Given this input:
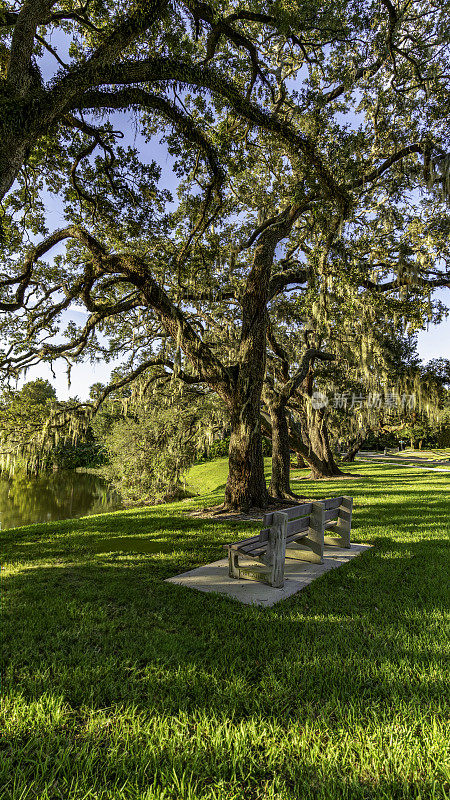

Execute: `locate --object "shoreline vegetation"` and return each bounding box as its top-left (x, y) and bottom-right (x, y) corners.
top-left (1, 458), bottom-right (449, 799)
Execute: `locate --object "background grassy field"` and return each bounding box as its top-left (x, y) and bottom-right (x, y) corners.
top-left (1, 459), bottom-right (449, 799)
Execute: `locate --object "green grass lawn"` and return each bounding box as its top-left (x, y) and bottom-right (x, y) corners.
top-left (1, 459), bottom-right (449, 800)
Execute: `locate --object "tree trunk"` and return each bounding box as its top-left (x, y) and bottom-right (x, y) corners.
top-left (342, 433), bottom-right (366, 462)
top-left (268, 399), bottom-right (293, 499)
top-left (287, 409), bottom-right (345, 479)
top-left (307, 413), bottom-right (344, 478)
top-left (295, 453), bottom-right (306, 468)
top-left (342, 443), bottom-right (359, 462)
top-left (342, 446), bottom-right (358, 462)
top-left (224, 383), bottom-right (269, 510)
top-left (0, 127), bottom-right (28, 201)
top-left (223, 226), bottom-right (284, 509)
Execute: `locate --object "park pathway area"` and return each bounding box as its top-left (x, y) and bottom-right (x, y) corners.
top-left (359, 452), bottom-right (450, 471)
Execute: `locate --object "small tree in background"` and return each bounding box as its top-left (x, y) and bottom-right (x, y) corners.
top-left (101, 380), bottom-right (228, 503)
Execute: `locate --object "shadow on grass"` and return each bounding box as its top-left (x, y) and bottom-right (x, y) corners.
top-left (2, 502), bottom-right (448, 798)
top-left (0, 715), bottom-right (444, 800)
top-left (2, 536), bottom-right (448, 718)
top-left (2, 462), bottom-right (449, 798)
top-left (1, 512), bottom-right (257, 567)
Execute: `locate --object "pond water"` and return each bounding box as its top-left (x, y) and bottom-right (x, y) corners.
top-left (0, 471), bottom-right (123, 530)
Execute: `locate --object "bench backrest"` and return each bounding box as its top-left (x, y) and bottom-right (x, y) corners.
top-left (262, 501), bottom-right (313, 542)
top-left (263, 496), bottom-right (344, 537)
top-left (228, 506), bottom-right (313, 556)
top-left (228, 496), bottom-right (347, 556)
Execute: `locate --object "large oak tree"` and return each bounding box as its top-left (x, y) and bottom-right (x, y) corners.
top-left (1, 0), bottom-right (450, 508)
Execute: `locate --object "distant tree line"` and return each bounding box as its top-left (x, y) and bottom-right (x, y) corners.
top-left (0, 379), bottom-right (105, 475)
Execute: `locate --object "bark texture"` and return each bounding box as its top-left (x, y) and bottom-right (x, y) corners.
top-left (0, 134), bottom-right (29, 200)
top-left (223, 229), bottom-right (284, 509)
top-left (268, 399), bottom-right (292, 498)
top-left (342, 433), bottom-right (367, 462)
top-left (225, 385), bottom-right (268, 510)
top-left (287, 409), bottom-right (344, 479)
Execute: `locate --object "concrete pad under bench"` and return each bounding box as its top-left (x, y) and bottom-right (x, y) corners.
top-left (165, 543), bottom-right (372, 607)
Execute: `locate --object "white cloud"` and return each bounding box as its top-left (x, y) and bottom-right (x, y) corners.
top-left (67, 305), bottom-right (88, 314)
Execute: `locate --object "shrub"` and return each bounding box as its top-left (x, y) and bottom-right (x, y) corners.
top-left (104, 407), bottom-right (196, 503)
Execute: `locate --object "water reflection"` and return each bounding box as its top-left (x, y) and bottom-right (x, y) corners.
top-left (0, 471), bottom-right (123, 530)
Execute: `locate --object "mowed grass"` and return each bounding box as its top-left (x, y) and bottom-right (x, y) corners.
top-left (1, 460), bottom-right (449, 800)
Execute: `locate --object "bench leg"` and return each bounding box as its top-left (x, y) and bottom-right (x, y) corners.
top-left (325, 495), bottom-right (352, 548)
top-left (228, 548), bottom-right (273, 583)
top-left (337, 495), bottom-right (352, 547)
top-left (263, 511), bottom-right (287, 588)
top-left (289, 501), bottom-right (324, 564)
top-left (228, 549), bottom-right (240, 579)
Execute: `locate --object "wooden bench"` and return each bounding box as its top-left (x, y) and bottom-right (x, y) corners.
top-left (223, 496), bottom-right (353, 589)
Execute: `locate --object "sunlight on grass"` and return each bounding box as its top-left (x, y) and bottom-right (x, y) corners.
top-left (186, 457), bottom-right (230, 496)
top-left (1, 460), bottom-right (449, 799)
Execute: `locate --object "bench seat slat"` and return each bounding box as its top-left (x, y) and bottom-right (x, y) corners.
top-left (324, 507), bottom-right (339, 522)
top-left (239, 545), bottom-right (267, 558)
top-left (238, 539), bottom-right (269, 554)
top-left (225, 530), bottom-right (269, 550)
